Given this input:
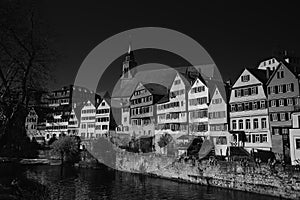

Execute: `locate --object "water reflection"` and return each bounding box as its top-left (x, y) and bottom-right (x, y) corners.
top-left (0, 164), bottom-right (283, 200)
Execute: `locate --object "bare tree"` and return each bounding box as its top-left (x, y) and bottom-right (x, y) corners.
top-left (0, 0), bottom-right (56, 156)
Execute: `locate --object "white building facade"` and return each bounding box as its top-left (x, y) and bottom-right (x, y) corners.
top-left (156, 73), bottom-right (189, 135)
top-left (290, 112), bottom-right (300, 165)
top-left (79, 101), bottom-right (96, 139)
top-left (95, 99), bottom-right (110, 137)
top-left (188, 77), bottom-right (209, 136)
top-left (208, 87), bottom-right (230, 156)
top-left (229, 68), bottom-right (272, 151)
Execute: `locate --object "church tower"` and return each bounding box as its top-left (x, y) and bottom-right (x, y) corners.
top-left (120, 44), bottom-right (137, 89)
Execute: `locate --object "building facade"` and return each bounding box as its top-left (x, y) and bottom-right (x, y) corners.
top-left (188, 77), bottom-right (209, 136)
top-left (95, 99), bottom-right (110, 137)
top-left (156, 73), bottom-right (190, 135)
top-left (289, 112), bottom-right (300, 165)
top-left (230, 68), bottom-right (272, 151)
top-left (130, 82), bottom-right (167, 138)
top-left (266, 62), bottom-right (300, 160)
top-left (208, 86), bottom-right (230, 156)
top-left (44, 85), bottom-right (100, 140)
top-left (79, 100), bottom-right (96, 139)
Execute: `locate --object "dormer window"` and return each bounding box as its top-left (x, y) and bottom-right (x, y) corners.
top-left (241, 75), bottom-right (250, 82)
top-left (277, 71), bottom-right (284, 79)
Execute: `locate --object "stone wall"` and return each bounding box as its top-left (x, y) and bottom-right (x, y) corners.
top-left (86, 137), bottom-right (300, 199)
top-left (115, 150), bottom-right (300, 199)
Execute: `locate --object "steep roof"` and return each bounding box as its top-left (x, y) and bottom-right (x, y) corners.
top-left (246, 68), bottom-right (269, 84)
top-left (266, 61), bottom-right (300, 85)
top-left (111, 64), bottom-right (226, 103)
top-left (143, 83), bottom-right (168, 96)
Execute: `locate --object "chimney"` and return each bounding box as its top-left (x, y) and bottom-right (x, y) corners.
top-left (266, 67), bottom-right (271, 79)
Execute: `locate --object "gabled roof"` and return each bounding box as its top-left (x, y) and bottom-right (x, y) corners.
top-left (112, 68), bottom-right (178, 98)
top-left (246, 68), bottom-right (268, 84)
top-left (210, 85), bottom-right (226, 103)
top-left (143, 83), bottom-right (168, 96)
top-left (266, 61), bottom-right (300, 85)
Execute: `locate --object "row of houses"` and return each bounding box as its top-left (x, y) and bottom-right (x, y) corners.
top-left (25, 85), bottom-right (115, 142)
top-left (25, 47), bottom-right (300, 164)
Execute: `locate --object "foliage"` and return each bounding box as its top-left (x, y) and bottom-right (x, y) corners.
top-left (0, 0), bottom-right (56, 156)
top-left (157, 133), bottom-right (173, 148)
top-left (50, 136), bottom-right (79, 163)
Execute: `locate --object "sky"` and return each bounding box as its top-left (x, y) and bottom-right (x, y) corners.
top-left (38, 1), bottom-right (300, 93)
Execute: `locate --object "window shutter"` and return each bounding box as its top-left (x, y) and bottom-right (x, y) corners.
top-left (275, 86), bottom-right (278, 94)
top-left (284, 99), bottom-right (287, 106)
top-left (260, 134), bottom-right (263, 143)
top-left (291, 83), bottom-right (294, 92)
top-left (283, 85), bottom-right (286, 93)
top-left (276, 99), bottom-right (279, 107)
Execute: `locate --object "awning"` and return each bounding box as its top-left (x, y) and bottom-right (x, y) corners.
top-left (198, 139), bottom-right (214, 160)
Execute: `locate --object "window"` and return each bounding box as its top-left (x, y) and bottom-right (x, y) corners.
top-left (251, 87), bottom-right (258, 95)
top-left (102, 125), bottom-right (108, 130)
top-left (231, 104), bottom-right (236, 112)
top-left (232, 120), bottom-right (237, 130)
top-left (237, 104), bottom-right (243, 111)
top-left (239, 120), bottom-right (243, 130)
top-left (246, 119), bottom-right (251, 129)
top-left (244, 102), bottom-right (249, 110)
top-left (174, 79), bottom-right (181, 85)
top-left (287, 98), bottom-right (293, 106)
top-left (271, 100), bottom-right (276, 107)
top-left (279, 113), bottom-right (286, 121)
top-left (287, 83), bottom-right (294, 92)
top-left (282, 128), bottom-right (289, 135)
top-left (253, 102), bottom-right (257, 110)
top-left (262, 134), bottom-right (268, 142)
top-left (295, 139), bottom-right (300, 149)
top-left (255, 134), bottom-right (260, 143)
top-left (261, 118), bottom-right (267, 129)
top-left (236, 89), bottom-right (241, 97)
top-left (241, 75), bottom-right (250, 82)
top-left (271, 113), bottom-right (278, 121)
top-left (279, 99), bottom-right (284, 107)
top-left (253, 118), bottom-right (258, 129)
top-left (278, 85), bottom-right (284, 93)
top-left (260, 101), bottom-right (265, 109)
top-left (277, 71), bottom-right (284, 79)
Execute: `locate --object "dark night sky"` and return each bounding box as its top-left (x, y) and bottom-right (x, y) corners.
top-left (39, 1), bottom-right (300, 93)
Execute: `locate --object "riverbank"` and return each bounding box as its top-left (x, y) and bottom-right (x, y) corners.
top-left (81, 138), bottom-right (300, 200)
top-left (116, 150), bottom-right (300, 200)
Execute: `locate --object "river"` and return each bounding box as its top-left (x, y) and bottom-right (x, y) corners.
top-left (0, 163), bottom-right (283, 200)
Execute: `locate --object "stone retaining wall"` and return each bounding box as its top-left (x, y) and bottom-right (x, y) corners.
top-left (115, 150), bottom-right (300, 199)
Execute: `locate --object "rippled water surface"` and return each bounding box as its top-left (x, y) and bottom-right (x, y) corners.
top-left (0, 163), bottom-right (282, 200)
